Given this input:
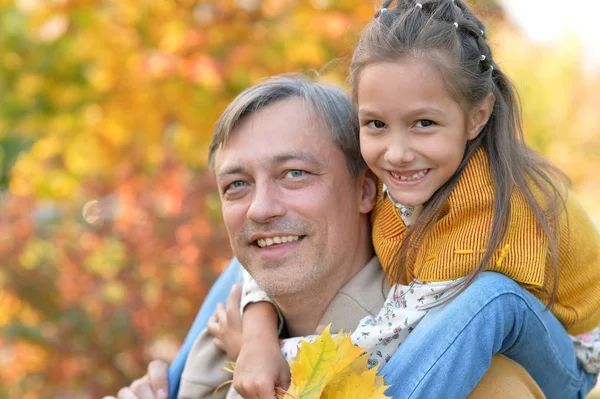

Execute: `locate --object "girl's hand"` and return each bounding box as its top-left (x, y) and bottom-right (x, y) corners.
top-left (233, 302), bottom-right (291, 399)
top-left (207, 284), bottom-right (243, 360)
top-left (233, 336), bottom-right (291, 399)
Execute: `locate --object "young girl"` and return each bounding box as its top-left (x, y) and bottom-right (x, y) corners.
top-left (211, 0), bottom-right (600, 397)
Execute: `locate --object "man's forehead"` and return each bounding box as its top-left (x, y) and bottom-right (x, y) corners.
top-left (236, 97), bottom-right (323, 133)
top-left (214, 99), bottom-right (335, 170)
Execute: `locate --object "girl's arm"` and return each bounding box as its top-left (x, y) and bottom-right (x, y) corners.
top-left (209, 270), bottom-right (290, 399)
top-left (234, 302), bottom-right (291, 399)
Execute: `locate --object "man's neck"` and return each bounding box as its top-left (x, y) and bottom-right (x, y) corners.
top-left (274, 283), bottom-right (339, 337)
top-left (274, 237), bottom-right (374, 336)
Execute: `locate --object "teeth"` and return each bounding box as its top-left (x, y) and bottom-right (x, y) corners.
top-left (392, 169), bottom-right (428, 181)
top-left (257, 235), bottom-right (301, 248)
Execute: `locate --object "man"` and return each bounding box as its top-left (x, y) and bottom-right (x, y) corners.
top-left (107, 75), bottom-right (588, 399)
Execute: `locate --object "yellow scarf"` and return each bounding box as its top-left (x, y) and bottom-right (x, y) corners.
top-left (371, 147), bottom-right (600, 334)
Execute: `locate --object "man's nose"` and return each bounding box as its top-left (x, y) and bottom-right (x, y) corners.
top-left (246, 181), bottom-right (286, 223)
top-left (384, 133), bottom-right (415, 165)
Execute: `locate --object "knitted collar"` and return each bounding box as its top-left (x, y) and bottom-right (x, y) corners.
top-left (371, 146), bottom-right (548, 287)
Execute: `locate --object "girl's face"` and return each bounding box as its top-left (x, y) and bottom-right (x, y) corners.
top-left (358, 57), bottom-right (485, 207)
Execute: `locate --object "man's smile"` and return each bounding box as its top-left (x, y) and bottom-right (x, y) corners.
top-left (256, 235), bottom-right (302, 248)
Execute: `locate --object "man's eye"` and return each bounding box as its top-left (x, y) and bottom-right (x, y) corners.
top-left (415, 119), bottom-right (434, 128)
top-left (367, 120), bottom-right (386, 129)
top-left (226, 180), bottom-right (246, 191)
top-left (286, 170), bottom-right (305, 178)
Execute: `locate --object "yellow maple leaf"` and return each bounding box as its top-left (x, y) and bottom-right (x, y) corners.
top-left (283, 326), bottom-right (390, 399)
top-left (288, 325), bottom-right (338, 399)
top-left (323, 368), bottom-right (389, 399)
top-left (330, 329), bottom-right (368, 376)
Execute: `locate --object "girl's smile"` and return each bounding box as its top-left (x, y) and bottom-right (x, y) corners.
top-left (387, 168), bottom-right (429, 185)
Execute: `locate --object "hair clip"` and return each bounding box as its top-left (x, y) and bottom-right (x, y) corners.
top-left (480, 54), bottom-right (486, 61)
top-left (416, 2), bottom-right (422, 7)
top-left (453, 22), bottom-right (459, 28)
top-left (481, 30), bottom-right (485, 35)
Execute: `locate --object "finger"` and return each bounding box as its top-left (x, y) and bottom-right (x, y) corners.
top-left (215, 303), bottom-right (226, 324)
top-left (235, 379), bottom-right (275, 399)
top-left (226, 284), bottom-right (242, 328)
top-left (226, 284), bottom-right (242, 312)
top-left (232, 379), bottom-right (254, 398)
top-left (213, 303), bottom-right (228, 331)
top-left (256, 381), bottom-right (277, 399)
top-left (213, 337), bottom-right (225, 352)
top-left (147, 360), bottom-right (169, 399)
top-left (279, 369), bottom-right (291, 390)
top-left (131, 377), bottom-right (156, 399)
top-left (207, 318), bottom-right (220, 336)
top-left (117, 387), bottom-right (139, 399)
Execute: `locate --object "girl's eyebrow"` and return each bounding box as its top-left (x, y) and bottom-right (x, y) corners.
top-left (410, 107), bottom-right (445, 117)
top-left (358, 109), bottom-right (381, 119)
top-left (359, 107), bottom-right (446, 119)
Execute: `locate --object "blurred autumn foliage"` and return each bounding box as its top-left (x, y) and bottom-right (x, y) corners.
top-left (0, 0), bottom-right (599, 398)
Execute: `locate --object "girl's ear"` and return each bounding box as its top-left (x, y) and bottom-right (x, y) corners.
top-left (467, 93), bottom-right (496, 140)
top-left (358, 169), bottom-right (378, 214)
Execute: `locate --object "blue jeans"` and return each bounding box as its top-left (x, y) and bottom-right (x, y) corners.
top-left (380, 272), bottom-right (597, 398)
top-left (168, 260), bottom-right (596, 399)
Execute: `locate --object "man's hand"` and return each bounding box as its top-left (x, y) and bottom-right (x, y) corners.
top-left (207, 284), bottom-right (243, 360)
top-left (102, 359), bottom-right (169, 399)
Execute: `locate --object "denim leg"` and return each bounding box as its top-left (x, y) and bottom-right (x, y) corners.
top-left (168, 257), bottom-right (243, 399)
top-left (381, 272), bottom-right (595, 399)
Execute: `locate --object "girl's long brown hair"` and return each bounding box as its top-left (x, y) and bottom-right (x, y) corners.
top-left (350, 0), bottom-right (569, 305)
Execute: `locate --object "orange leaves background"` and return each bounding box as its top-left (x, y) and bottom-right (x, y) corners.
top-left (0, 0), bottom-right (599, 397)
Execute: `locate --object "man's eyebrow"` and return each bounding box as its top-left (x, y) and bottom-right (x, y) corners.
top-left (216, 152), bottom-right (323, 178)
top-left (217, 167), bottom-right (245, 179)
top-left (268, 152), bottom-right (323, 167)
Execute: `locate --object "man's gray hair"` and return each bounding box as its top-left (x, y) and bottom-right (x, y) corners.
top-left (207, 73), bottom-right (365, 176)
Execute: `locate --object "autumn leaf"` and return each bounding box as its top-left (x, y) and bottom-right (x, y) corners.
top-left (288, 325), bottom-right (338, 399)
top-left (283, 326), bottom-right (390, 399)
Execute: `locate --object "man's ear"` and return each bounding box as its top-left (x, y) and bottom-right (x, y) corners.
top-left (467, 92), bottom-right (495, 140)
top-left (358, 169), bottom-right (377, 214)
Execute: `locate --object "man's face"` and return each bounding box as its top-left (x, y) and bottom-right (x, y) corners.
top-left (214, 98), bottom-right (370, 297)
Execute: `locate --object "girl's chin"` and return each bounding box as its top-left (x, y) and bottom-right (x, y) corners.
top-left (386, 191), bottom-right (428, 207)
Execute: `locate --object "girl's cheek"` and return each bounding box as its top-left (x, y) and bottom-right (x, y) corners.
top-left (359, 137), bottom-right (379, 168)
top-left (359, 134), bottom-right (370, 159)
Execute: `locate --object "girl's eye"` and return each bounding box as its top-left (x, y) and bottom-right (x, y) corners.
top-left (367, 120), bottom-right (386, 129)
top-left (286, 170), bottom-right (305, 178)
top-left (415, 119), bottom-right (434, 128)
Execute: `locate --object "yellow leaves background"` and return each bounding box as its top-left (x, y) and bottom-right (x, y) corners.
top-left (0, 0), bottom-right (598, 398)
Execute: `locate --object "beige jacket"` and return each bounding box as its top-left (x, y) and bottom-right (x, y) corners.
top-left (178, 257), bottom-right (544, 399)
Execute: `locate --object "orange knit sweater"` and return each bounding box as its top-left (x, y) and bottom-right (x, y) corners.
top-left (371, 147), bottom-right (600, 335)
